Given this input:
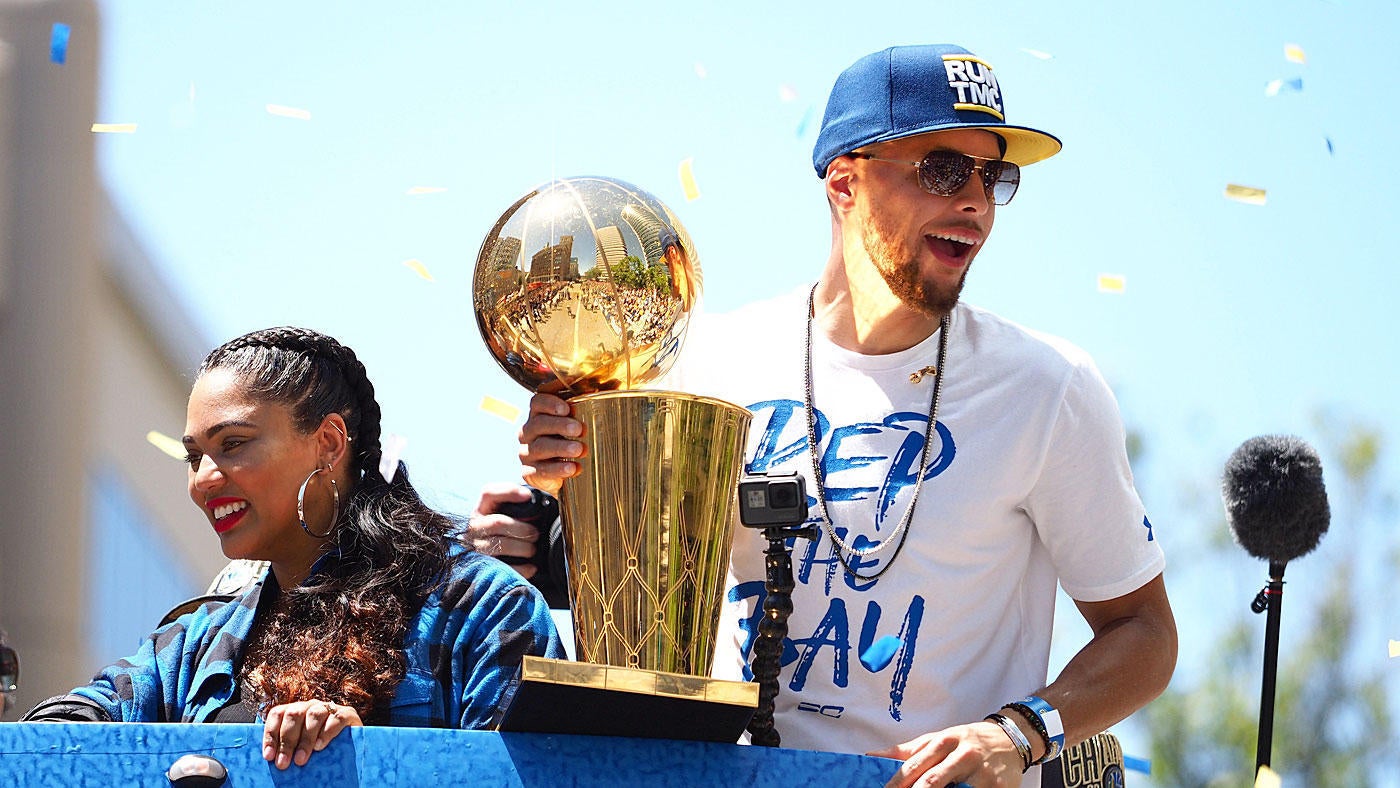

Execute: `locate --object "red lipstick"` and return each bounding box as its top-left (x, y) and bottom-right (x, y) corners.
top-left (207, 497), bottom-right (249, 534)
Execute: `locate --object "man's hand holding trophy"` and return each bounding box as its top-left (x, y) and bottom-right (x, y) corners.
top-left (474, 176), bottom-right (761, 742)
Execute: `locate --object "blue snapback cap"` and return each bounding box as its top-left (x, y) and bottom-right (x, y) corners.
top-left (812, 44), bottom-right (1062, 177)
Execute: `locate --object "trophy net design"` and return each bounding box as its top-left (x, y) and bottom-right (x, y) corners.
top-left (474, 177), bottom-right (756, 737)
top-left (566, 390), bottom-right (747, 675)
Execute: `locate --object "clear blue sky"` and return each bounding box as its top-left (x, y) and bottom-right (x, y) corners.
top-left (94, 0), bottom-right (1399, 776)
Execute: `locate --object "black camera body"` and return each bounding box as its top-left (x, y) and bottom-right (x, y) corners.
top-left (738, 471), bottom-right (809, 528)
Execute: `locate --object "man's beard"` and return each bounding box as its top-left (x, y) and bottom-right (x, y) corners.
top-left (860, 207), bottom-right (969, 317)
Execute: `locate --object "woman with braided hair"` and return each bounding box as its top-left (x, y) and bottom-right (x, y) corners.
top-left (23, 327), bottom-right (563, 769)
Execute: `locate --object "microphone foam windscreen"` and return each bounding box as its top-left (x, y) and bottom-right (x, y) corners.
top-left (1221, 435), bottom-right (1331, 563)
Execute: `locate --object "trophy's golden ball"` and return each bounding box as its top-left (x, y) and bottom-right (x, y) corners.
top-left (473, 177), bottom-right (700, 395)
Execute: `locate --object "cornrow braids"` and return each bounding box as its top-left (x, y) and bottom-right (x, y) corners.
top-left (201, 326), bottom-right (388, 484)
top-left (198, 326), bottom-right (456, 722)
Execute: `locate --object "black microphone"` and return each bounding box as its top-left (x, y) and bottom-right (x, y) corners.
top-left (1222, 434), bottom-right (1331, 564)
top-left (1220, 434), bottom-right (1330, 775)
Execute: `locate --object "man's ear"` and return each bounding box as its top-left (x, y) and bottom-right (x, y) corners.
top-left (824, 156), bottom-right (857, 213)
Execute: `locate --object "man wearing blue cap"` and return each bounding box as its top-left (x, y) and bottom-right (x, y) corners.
top-left (481, 44), bottom-right (1177, 787)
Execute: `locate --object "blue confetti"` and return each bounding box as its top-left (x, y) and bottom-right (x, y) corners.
top-left (1124, 754), bottom-right (1151, 774)
top-left (859, 635), bottom-right (901, 671)
top-left (49, 23), bottom-right (70, 64)
top-left (795, 106), bottom-right (815, 138)
top-left (1325, 137), bottom-right (1335, 156)
top-left (1264, 77), bottom-right (1303, 97)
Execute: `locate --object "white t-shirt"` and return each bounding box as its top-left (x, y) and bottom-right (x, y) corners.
top-left (666, 285), bottom-right (1164, 775)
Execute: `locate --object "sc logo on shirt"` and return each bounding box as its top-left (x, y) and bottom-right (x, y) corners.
top-left (796, 702), bottom-right (844, 718)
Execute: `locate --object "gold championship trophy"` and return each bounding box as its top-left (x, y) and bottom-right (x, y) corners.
top-left (475, 177), bottom-right (759, 741)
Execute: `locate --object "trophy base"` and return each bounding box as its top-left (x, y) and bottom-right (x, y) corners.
top-left (497, 657), bottom-right (758, 743)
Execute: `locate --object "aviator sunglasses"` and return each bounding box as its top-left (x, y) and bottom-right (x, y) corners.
top-left (849, 149), bottom-right (1021, 206)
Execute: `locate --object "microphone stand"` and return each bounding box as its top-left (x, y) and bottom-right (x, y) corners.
top-left (1250, 560), bottom-right (1287, 773)
top-left (747, 522), bottom-right (817, 747)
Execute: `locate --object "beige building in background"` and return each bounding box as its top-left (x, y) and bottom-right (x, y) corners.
top-left (0, 0), bottom-right (224, 716)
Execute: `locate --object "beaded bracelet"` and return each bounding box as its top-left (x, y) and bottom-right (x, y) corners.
top-left (983, 713), bottom-right (1032, 773)
top-left (1002, 696), bottom-right (1065, 764)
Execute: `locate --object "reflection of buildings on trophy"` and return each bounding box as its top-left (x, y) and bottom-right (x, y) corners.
top-left (528, 235), bottom-right (577, 283)
top-left (621, 204), bottom-right (666, 267)
top-left (475, 234), bottom-right (528, 376)
top-left (594, 225), bottom-right (627, 269)
top-left (477, 235), bottom-right (525, 305)
top-left (472, 176), bottom-right (697, 394)
top-left (623, 204), bottom-right (701, 314)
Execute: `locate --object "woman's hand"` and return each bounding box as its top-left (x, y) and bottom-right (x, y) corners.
top-left (262, 699), bottom-right (362, 769)
top-left (467, 483), bottom-right (544, 576)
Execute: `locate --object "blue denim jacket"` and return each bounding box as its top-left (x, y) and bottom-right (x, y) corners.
top-left (66, 546), bottom-right (563, 727)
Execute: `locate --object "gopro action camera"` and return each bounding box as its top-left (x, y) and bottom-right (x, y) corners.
top-left (738, 471), bottom-right (809, 528)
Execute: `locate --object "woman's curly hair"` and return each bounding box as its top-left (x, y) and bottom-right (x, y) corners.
top-left (200, 327), bottom-right (456, 721)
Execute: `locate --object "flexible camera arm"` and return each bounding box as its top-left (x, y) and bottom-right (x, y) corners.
top-left (746, 520), bottom-right (818, 747)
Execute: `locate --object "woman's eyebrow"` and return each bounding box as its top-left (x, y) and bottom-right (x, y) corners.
top-left (183, 419), bottom-right (258, 444)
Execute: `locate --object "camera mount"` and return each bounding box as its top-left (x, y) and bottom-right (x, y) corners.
top-left (738, 472), bottom-right (815, 747)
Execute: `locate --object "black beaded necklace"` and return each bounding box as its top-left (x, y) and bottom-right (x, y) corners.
top-left (802, 284), bottom-right (950, 581)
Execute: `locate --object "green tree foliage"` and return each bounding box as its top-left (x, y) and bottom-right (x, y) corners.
top-left (605, 255), bottom-right (668, 290)
top-left (1143, 417), bottom-right (1399, 786)
top-left (1146, 573), bottom-right (1395, 786)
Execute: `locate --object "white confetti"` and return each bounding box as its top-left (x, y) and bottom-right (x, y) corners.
top-left (379, 433), bottom-right (407, 484)
top-left (266, 104), bottom-right (311, 121)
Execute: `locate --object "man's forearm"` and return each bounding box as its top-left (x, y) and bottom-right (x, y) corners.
top-left (1017, 574), bottom-right (1178, 754)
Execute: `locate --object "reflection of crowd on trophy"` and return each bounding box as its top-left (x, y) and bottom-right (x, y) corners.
top-left (496, 270), bottom-right (677, 350)
top-left (588, 279), bottom-right (675, 347)
top-left (514, 280), bottom-right (575, 325)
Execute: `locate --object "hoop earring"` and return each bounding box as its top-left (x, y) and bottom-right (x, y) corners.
top-left (297, 466), bottom-right (339, 539)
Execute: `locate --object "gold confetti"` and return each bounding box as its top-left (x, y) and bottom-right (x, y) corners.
top-left (679, 157), bottom-right (701, 202)
top-left (1097, 274), bottom-right (1127, 294)
top-left (1389, 639), bottom-right (1399, 658)
top-left (266, 104), bottom-right (312, 121)
top-left (405, 186), bottom-right (448, 195)
top-left (402, 259), bottom-right (435, 281)
top-left (1224, 184), bottom-right (1267, 206)
top-left (91, 123), bottom-right (137, 133)
top-left (1255, 765), bottom-right (1281, 788)
top-left (480, 395), bottom-right (521, 422)
top-left (146, 430), bottom-right (187, 461)
top-left (1021, 48), bottom-right (1054, 60)
top-left (1284, 43), bottom-right (1306, 64)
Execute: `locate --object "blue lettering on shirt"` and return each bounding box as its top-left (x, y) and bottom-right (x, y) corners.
top-left (789, 598), bottom-right (851, 689)
top-left (729, 399), bottom-right (955, 721)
